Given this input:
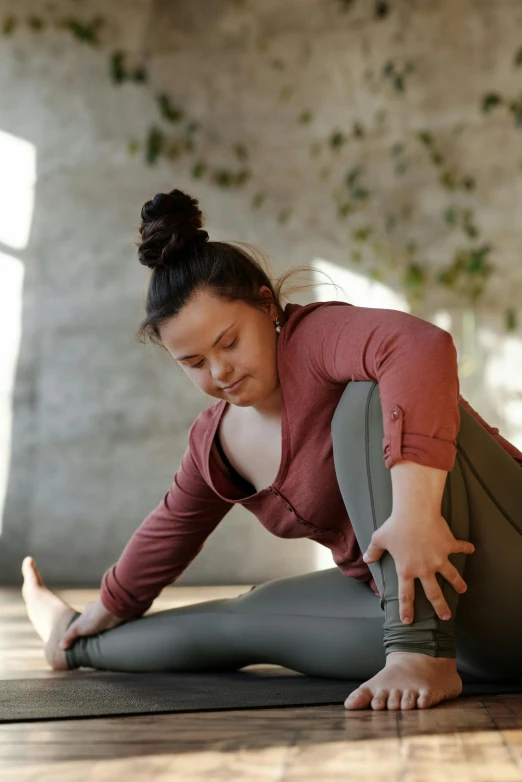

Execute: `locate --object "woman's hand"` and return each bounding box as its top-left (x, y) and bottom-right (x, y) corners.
top-left (58, 599), bottom-right (125, 650)
top-left (362, 512), bottom-right (475, 624)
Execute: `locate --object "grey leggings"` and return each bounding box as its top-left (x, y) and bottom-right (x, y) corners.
top-left (65, 381), bottom-right (522, 682)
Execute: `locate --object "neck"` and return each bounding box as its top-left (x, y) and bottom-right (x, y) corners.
top-left (250, 383), bottom-right (282, 420)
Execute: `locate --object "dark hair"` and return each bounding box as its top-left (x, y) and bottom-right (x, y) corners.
top-left (135, 188), bottom-right (339, 349)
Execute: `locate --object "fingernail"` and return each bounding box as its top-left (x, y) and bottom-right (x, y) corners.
top-left (58, 642), bottom-right (65, 650)
top-left (403, 616), bottom-right (411, 624)
top-left (442, 612), bottom-right (451, 620)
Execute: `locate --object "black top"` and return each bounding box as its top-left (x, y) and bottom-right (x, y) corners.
top-left (214, 432), bottom-right (256, 495)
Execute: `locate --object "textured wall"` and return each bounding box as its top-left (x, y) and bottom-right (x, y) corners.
top-left (0, 0), bottom-right (521, 587)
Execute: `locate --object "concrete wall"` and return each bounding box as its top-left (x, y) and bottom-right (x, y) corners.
top-left (0, 0), bottom-right (521, 586)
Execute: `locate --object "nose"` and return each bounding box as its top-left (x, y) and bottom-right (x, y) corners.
top-left (212, 361), bottom-right (234, 386)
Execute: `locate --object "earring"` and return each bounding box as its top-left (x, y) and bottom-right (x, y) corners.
top-left (275, 319), bottom-right (282, 333)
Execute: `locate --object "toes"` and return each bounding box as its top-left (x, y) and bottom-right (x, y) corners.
top-left (24, 557), bottom-right (44, 587)
top-left (371, 689), bottom-right (389, 710)
top-left (21, 556), bottom-right (34, 577)
top-left (400, 690), bottom-right (418, 710)
top-left (386, 688), bottom-right (402, 710)
top-left (417, 690), bottom-right (433, 709)
top-left (344, 687), bottom-right (373, 710)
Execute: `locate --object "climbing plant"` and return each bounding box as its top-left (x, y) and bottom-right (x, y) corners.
top-left (1, 4), bottom-right (519, 332)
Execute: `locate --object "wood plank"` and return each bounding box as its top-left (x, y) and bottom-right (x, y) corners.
top-left (1, 587), bottom-right (522, 782)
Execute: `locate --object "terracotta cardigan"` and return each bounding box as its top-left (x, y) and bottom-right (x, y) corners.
top-left (100, 301), bottom-right (522, 619)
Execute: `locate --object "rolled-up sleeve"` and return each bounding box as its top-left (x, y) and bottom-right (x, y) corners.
top-left (100, 439), bottom-right (234, 620)
top-left (294, 303), bottom-right (460, 471)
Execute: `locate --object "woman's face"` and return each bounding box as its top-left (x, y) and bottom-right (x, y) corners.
top-left (159, 286), bottom-right (280, 408)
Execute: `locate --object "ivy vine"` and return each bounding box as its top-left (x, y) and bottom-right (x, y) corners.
top-left (2, 6), bottom-right (518, 332)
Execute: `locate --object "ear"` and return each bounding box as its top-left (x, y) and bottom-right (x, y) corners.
top-left (259, 285), bottom-right (277, 318)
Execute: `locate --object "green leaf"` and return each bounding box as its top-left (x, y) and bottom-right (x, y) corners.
top-left (2, 16), bottom-right (17, 35)
top-left (132, 67), bottom-right (148, 83)
top-left (234, 168), bottom-right (251, 186)
top-left (213, 169), bottom-right (234, 188)
top-left (352, 122), bottom-right (365, 138)
top-left (505, 308), bottom-right (517, 331)
top-left (417, 131), bottom-right (434, 148)
top-left (157, 93), bottom-right (184, 123)
top-left (345, 166), bottom-right (362, 188)
top-left (440, 169), bottom-right (458, 190)
top-left (394, 75), bottom-right (404, 93)
top-left (298, 110), bottom-right (313, 124)
top-left (145, 126), bottom-right (165, 166)
top-left (338, 203), bottom-right (355, 218)
top-left (430, 151), bottom-right (444, 166)
top-left (60, 15), bottom-right (105, 46)
top-left (252, 192), bottom-right (266, 209)
top-left (375, 1), bottom-right (390, 19)
top-left (352, 186), bottom-right (370, 201)
top-left (352, 226), bottom-right (373, 241)
top-left (404, 263), bottom-right (426, 289)
top-left (463, 222), bottom-right (479, 239)
top-left (390, 142), bottom-right (404, 157)
top-left (192, 161), bottom-right (208, 179)
top-left (233, 143), bottom-right (249, 161)
top-left (330, 130), bottom-right (348, 149)
top-left (110, 51), bottom-right (126, 84)
top-left (481, 93), bottom-right (502, 113)
top-left (28, 16), bottom-right (45, 31)
top-left (444, 207), bottom-right (458, 225)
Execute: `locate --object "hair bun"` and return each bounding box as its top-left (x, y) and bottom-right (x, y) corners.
top-left (138, 188), bottom-right (209, 269)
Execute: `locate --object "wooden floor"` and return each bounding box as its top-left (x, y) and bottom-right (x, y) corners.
top-left (2, 585), bottom-right (522, 782)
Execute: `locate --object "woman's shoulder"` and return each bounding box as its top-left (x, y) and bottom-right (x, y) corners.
top-left (281, 300), bottom-right (355, 347)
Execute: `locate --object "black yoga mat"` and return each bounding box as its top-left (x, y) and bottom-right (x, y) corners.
top-left (2, 666), bottom-right (522, 723)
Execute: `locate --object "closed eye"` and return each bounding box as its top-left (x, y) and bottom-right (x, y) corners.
top-left (191, 339), bottom-right (237, 369)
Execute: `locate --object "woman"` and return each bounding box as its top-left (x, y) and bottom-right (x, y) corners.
top-left (21, 188), bottom-right (522, 711)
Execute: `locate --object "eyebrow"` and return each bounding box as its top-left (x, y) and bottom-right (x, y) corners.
top-left (174, 322), bottom-right (237, 361)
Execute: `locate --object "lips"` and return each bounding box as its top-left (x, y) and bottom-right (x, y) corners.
top-left (224, 376), bottom-right (245, 391)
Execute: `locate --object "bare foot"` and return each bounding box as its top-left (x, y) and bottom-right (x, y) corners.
top-left (21, 556), bottom-right (77, 671)
top-left (344, 652), bottom-right (462, 710)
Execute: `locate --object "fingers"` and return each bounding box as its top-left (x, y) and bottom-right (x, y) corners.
top-left (454, 540), bottom-right (475, 555)
top-left (439, 562), bottom-right (468, 596)
top-left (419, 575), bottom-right (451, 620)
top-left (398, 576), bottom-right (415, 624)
top-left (363, 541), bottom-right (385, 564)
top-left (59, 621), bottom-right (81, 650)
top-left (399, 562), bottom-right (470, 625)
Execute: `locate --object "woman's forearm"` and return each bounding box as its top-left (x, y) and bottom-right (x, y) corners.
top-left (390, 460), bottom-right (448, 518)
